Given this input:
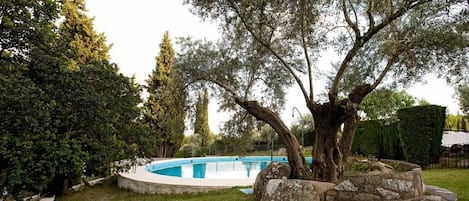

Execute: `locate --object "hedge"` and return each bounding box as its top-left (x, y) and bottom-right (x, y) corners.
top-left (397, 105), bottom-right (446, 167)
top-left (352, 120), bottom-right (404, 159)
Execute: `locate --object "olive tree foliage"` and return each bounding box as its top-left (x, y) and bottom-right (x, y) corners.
top-left (178, 0), bottom-right (469, 182)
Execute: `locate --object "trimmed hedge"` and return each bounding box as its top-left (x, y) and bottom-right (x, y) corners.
top-left (352, 120), bottom-right (404, 159)
top-left (398, 105), bottom-right (446, 167)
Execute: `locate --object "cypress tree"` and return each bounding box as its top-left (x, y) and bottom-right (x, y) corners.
top-left (143, 32), bottom-right (186, 157)
top-left (194, 89), bottom-right (211, 147)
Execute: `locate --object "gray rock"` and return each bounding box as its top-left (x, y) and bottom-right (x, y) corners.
top-left (377, 187), bottom-right (400, 200)
top-left (334, 179), bottom-right (358, 191)
top-left (253, 162), bottom-right (291, 201)
top-left (353, 193), bottom-right (381, 201)
top-left (382, 179), bottom-right (413, 192)
top-left (261, 179), bottom-right (334, 201)
top-left (425, 185), bottom-right (458, 201)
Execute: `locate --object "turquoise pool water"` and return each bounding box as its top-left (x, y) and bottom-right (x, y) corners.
top-left (147, 156), bottom-right (313, 179)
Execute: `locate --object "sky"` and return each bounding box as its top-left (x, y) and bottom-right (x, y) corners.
top-left (86, 0), bottom-right (460, 134)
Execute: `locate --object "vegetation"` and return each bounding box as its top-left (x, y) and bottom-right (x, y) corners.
top-left (423, 169), bottom-right (469, 201)
top-left (360, 88), bottom-right (419, 120)
top-left (179, 0), bottom-right (469, 182)
top-left (458, 86), bottom-right (469, 116)
top-left (56, 181), bottom-right (253, 201)
top-left (446, 114), bottom-right (468, 131)
top-left (1, 0), bottom-right (143, 197)
top-left (194, 89), bottom-right (212, 147)
top-left (142, 32), bottom-right (187, 158)
top-left (398, 105), bottom-right (446, 167)
top-left (353, 120), bottom-right (404, 160)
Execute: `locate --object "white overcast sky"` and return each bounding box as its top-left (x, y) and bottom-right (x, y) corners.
top-left (86, 0), bottom-right (460, 133)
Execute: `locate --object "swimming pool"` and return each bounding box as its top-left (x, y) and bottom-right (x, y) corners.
top-left (147, 156), bottom-right (308, 179)
top-left (118, 156), bottom-right (312, 194)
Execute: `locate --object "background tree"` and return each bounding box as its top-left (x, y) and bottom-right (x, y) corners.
top-left (180, 0), bottom-right (469, 182)
top-left (458, 86), bottom-right (469, 116)
top-left (360, 88), bottom-right (418, 120)
top-left (143, 32), bottom-right (186, 158)
top-left (194, 89), bottom-right (211, 147)
top-left (290, 114), bottom-right (315, 147)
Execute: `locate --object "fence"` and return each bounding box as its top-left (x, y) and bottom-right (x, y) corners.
top-left (423, 144), bottom-right (469, 169)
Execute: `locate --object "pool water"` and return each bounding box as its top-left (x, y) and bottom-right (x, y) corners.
top-left (153, 161), bottom-right (270, 179)
top-left (148, 156), bottom-right (313, 179)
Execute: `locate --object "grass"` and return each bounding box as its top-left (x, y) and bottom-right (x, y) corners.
top-left (56, 180), bottom-right (253, 201)
top-left (422, 169), bottom-right (469, 201)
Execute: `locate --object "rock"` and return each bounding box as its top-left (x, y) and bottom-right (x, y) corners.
top-left (253, 162), bottom-right (291, 201)
top-left (334, 180), bottom-right (358, 191)
top-left (377, 187), bottom-right (400, 200)
top-left (261, 179), bottom-right (335, 201)
top-left (368, 161), bottom-right (394, 174)
top-left (425, 185), bottom-right (458, 201)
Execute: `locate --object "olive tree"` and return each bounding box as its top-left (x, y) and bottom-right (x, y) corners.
top-left (178, 0), bottom-right (469, 182)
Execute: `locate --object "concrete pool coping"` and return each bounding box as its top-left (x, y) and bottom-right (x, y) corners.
top-left (118, 156), bottom-right (267, 194)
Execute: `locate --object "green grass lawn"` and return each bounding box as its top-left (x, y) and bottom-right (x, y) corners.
top-left (57, 168), bottom-right (469, 201)
top-left (56, 181), bottom-right (254, 201)
top-left (422, 169), bottom-right (469, 201)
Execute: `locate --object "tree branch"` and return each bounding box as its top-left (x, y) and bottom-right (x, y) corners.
top-left (341, 0), bottom-right (361, 40)
top-left (229, 1), bottom-right (311, 105)
top-left (330, 0), bottom-right (430, 103)
top-left (300, 0), bottom-right (314, 103)
top-left (367, 0), bottom-right (375, 30)
top-left (371, 54), bottom-right (397, 90)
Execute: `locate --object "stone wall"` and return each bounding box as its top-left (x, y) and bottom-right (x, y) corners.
top-left (324, 168), bottom-right (424, 201)
top-left (117, 175), bottom-right (227, 194)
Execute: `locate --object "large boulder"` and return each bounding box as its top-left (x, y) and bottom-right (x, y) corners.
top-left (253, 162), bottom-right (291, 201)
top-left (262, 178), bottom-right (335, 201)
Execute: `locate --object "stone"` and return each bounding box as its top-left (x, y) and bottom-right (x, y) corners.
top-left (382, 179), bottom-right (413, 192)
top-left (261, 179), bottom-right (335, 201)
top-left (425, 185), bottom-right (458, 201)
top-left (377, 187), bottom-right (400, 200)
top-left (334, 180), bottom-right (358, 191)
top-left (353, 193), bottom-right (381, 201)
top-left (253, 162), bottom-right (291, 201)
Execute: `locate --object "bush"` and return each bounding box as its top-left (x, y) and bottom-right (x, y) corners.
top-left (352, 120), bottom-right (404, 159)
top-left (398, 105), bottom-right (446, 166)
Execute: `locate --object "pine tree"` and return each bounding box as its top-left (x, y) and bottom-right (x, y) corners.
top-left (143, 32), bottom-right (186, 157)
top-left (194, 89), bottom-right (211, 147)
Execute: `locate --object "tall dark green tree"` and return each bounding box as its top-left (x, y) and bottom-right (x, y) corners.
top-left (1, 0), bottom-right (143, 196)
top-left (194, 89), bottom-right (211, 147)
top-left (143, 32), bottom-right (186, 157)
top-left (179, 0), bottom-right (469, 182)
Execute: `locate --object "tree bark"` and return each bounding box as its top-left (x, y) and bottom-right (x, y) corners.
top-left (340, 111), bottom-right (360, 160)
top-left (311, 84), bottom-right (372, 182)
top-left (310, 103), bottom-right (347, 183)
top-left (235, 99), bottom-right (311, 179)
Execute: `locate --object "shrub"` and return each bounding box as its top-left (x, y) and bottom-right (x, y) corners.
top-left (398, 105), bottom-right (446, 166)
top-left (352, 120), bottom-right (403, 159)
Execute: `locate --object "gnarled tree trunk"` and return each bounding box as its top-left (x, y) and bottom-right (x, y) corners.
top-left (236, 98), bottom-right (311, 179)
top-left (310, 103), bottom-right (347, 183)
top-left (310, 84), bottom-right (372, 182)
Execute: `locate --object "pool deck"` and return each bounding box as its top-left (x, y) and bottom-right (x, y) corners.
top-left (118, 157), bottom-right (256, 194)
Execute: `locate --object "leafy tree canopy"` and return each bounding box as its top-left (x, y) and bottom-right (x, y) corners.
top-left (179, 0), bottom-right (469, 181)
top-left (360, 88), bottom-right (419, 120)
